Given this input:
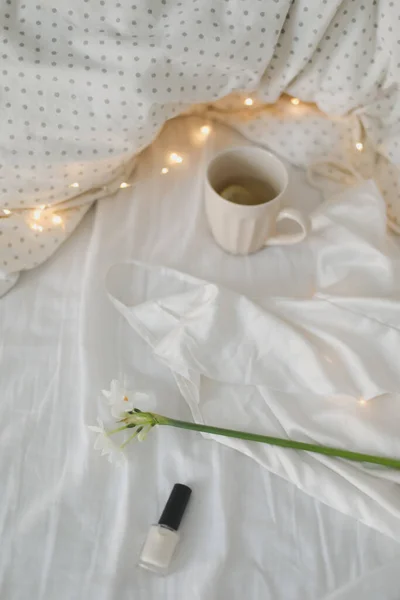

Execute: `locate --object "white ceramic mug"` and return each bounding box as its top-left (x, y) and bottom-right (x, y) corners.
top-left (205, 147), bottom-right (311, 255)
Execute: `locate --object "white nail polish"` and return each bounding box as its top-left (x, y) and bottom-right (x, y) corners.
top-left (138, 483), bottom-right (192, 575)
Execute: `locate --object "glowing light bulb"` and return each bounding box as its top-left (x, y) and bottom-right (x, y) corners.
top-left (169, 152), bottom-right (183, 164)
top-left (39, 204), bottom-right (46, 210)
top-left (244, 98), bottom-right (253, 106)
top-left (161, 167), bottom-right (169, 174)
top-left (52, 214), bottom-right (62, 225)
top-left (70, 182), bottom-right (80, 188)
top-left (358, 397), bottom-right (367, 406)
top-left (119, 182), bottom-right (130, 189)
top-left (3, 209), bottom-right (11, 215)
top-left (355, 142), bottom-right (363, 152)
top-left (33, 210), bottom-right (42, 220)
top-left (290, 97), bottom-right (300, 106)
top-left (200, 125), bottom-right (211, 136)
top-left (30, 223), bottom-right (43, 232)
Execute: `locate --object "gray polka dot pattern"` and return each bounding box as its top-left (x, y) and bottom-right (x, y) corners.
top-left (1, 0), bottom-right (400, 292)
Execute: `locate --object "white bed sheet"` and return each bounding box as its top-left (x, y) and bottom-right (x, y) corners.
top-left (1, 117), bottom-right (400, 600)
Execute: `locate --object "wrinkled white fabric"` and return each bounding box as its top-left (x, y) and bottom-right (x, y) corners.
top-left (2, 118), bottom-right (400, 599)
top-left (107, 180), bottom-right (400, 541)
top-left (2, 0), bottom-right (400, 291)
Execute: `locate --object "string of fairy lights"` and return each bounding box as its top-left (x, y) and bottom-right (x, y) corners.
top-left (0, 95), bottom-right (365, 229)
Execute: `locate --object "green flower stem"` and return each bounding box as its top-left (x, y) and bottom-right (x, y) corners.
top-left (120, 429), bottom-right (140, 449)
top-left (108, 425), bottom-right (129, 435)
top-left (155, 415), bottom-right (400, 470)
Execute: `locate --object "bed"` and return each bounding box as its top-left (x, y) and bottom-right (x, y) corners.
top-left (2, 118), bottom-right (400, 600)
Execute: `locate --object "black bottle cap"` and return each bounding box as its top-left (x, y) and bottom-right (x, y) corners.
top-left (158, 483), bottom-right (192, 531)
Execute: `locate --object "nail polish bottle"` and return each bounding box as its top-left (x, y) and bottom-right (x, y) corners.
top-left (138, 483), bottom-right (192, 575)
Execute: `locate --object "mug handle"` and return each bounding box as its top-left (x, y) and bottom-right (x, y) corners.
top-left (265, 208), bottom-right (311, 246)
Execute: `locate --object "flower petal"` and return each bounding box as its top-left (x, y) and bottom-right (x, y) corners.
top-left (88, 425), bottom-right (103, 433)
top-left (88, 417), bottom-right (107, 435)
top-left (110, 379), bottom-right (121, 399)
top-left (94, 434), bottom-right (110, 452)
top-left (134, 391), bottom-right (152, 402)
top-left (110, 399), bottom-right (134, 418)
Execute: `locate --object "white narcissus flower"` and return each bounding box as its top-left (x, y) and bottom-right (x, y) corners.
top-left (102, 379), bottom-right (134, 417)
top-left (102, 379), bottom-right (154, 418)
top-left (88, 418), bottom-right (126, 467)
top-left (88, 380), bottom-right (160, 464)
